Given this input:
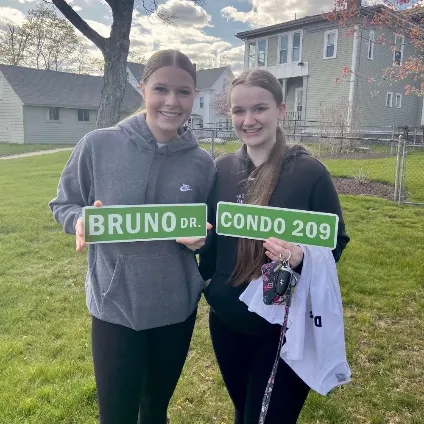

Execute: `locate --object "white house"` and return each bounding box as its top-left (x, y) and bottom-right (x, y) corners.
top-left (127, 61), bottom-right (145, 94)
top-left (191, 67), bottom-right (234, 129)
top-left (0, 64), bottom-right (142, 144)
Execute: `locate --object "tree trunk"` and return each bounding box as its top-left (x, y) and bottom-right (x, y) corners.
top-left (97, 40), bottom-right (130, 128)
top-left (96, 0), bottom-right (134, 128)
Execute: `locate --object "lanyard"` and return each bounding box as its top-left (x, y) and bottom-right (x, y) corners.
top-left (258, 303), bottom-right (290, 424)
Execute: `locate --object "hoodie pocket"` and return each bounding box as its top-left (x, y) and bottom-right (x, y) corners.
top-left (100, 253), bottom-right (204, 331)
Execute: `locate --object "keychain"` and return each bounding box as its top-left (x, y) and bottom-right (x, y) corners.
top-left (262, 250), bottom-right (297, 306)
top-left (273, 251), bottom-right (294, 296)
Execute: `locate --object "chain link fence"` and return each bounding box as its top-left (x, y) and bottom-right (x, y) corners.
top-left (395, 141), bottom-right (424, 205)
top-left (192, 124), bottom-right (424, 205)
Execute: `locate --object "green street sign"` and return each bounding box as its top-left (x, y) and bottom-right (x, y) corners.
top-left (83, 204), bottom-right (207, 244)
top-left (216, 202), bottom-right (338, 249)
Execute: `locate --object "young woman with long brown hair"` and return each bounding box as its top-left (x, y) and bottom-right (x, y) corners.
top-left (196, 69), bottom-right (350, 423)
top-left (49, 50), bottom-right (215, 424)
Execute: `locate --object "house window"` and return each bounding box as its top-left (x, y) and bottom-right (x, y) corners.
top-left (258, 39), bottom-right (267, 67)
top-left (247, 39), bottom-right (267, 68)
top-left (248, 41), bottom-right (256, 68)
top-left (324, 29), bottom-right (338, 59)
top-left (78, 109), bottom-right (90, 122)
top-left (394, 34), bottom-right (404, 65)
top-left (368, 30), bottom-right (375, 60)
top-left (386, 92), bottom-right (393, 107)
top-left (199, 97), bottom-right (204, 109)
top-left (279, 34), bottom-right (288, 64)
top-left (292, 31), bottom-right (301, 62)
top-left (395, 93), bottom-right (402, 108)
top-left (49, 107), bottom-right (60, 120)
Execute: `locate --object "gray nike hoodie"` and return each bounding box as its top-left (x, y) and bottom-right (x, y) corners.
top-left (49, 114), bottom-right (216, 330)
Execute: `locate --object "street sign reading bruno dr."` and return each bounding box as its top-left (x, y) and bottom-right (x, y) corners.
top-left (216, 202), bottom-right (339, 249)
top-left (83, 204), bottom-right (207, 244)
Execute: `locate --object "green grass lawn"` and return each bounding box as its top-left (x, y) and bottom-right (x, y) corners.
top-left (0, 152), bottom-right (423, 423)
top-left (0, 143), bottom-right (74, 157)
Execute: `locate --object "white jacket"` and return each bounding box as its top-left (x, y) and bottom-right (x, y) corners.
top-left (239, 245), bottom-right (351, 395)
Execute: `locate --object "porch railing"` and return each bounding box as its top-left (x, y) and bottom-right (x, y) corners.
top-left (285, 111), bottom-right (302, 121)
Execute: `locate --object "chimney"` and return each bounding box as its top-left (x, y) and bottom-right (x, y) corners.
top-left (347, 0), bottom-right (361, 10)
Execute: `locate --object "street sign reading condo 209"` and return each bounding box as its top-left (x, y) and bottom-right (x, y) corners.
top-left (216, 202), bottom-right (339, 249)
top-left (83, 204), bottom-right (207, 244)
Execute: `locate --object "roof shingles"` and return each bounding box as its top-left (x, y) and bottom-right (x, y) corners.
top-left (0, 64), bottom-right (142, 113)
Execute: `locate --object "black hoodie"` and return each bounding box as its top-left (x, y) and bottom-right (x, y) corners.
top-left (199, 145), bottom-right (350, 336)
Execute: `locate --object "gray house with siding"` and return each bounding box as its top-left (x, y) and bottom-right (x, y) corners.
top-left (236, 1), bottom-right (424, 130)
top-left (0, 64), bottom-right (142, 144)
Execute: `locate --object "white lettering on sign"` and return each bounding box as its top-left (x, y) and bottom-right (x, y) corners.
top-left (190, 217), bottom-right (197, 228)
top-left (89, 215), bottom-right (104, 236)
top-left (162, 212), bottom-right (176, 232)
top-left (234, 213), bottom-right (244, 229)
top-left (260, 216), bottom-right (272, 232)
top-left (108, 214), bottom-right (123, 235)
top-left (274, 218), bottom-right (285, 234)
top-left (247, 215), bottom-right (258, 231)
top-left (126, 213), bottom-right (141, 234)
top-left (145, 213), bottom-right (159, 233)
top-left (221, 212), bottom-right (232, 228)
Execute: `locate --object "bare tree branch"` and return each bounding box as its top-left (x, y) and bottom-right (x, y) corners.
top-left (49, 0), bottom-right (107, 50)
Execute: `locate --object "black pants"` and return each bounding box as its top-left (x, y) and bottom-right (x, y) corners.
top-left (91, 310), bottom-right (197, 424)
top-left (209, 310), bottom-right (310, 424)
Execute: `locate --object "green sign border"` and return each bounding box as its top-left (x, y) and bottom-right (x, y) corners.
top-left (216, 201), bottom-right (339, 249)
top-left (83, 203), bottom-right (208, 244)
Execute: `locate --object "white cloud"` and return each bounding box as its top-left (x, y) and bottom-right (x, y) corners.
top-left (129, 2), bottom-right (234, 65)
top-left (86, 19), bottom-right (110, 37)
top-left (156, 0), bottom-right (211, 28)
top-left (0, 7), bottom-right (26, 26)
top-left (221, 0), bottom-right (336, 28)
top-left (74, 6), bottom-right (83, 12)
top-left (219, 45), bottom-right (244, 62)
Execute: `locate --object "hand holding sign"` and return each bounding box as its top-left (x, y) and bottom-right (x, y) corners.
top-left (176, 222), bottom-right (213, 251)
top-left (263, 238), bottom-right (304, 268)
top-left (76, 200), bottom-right (102, 252)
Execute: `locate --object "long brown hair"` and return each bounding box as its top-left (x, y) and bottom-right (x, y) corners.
top-left (230, 69), bottom-right (288, 287)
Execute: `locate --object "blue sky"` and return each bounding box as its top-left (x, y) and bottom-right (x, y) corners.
top-left (0, 0), bottom-right (395, 68)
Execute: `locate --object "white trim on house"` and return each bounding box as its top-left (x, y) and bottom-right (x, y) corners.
top-left (323, 29), bottom-right (338, 59)
top-left (277, 29), bottom-right (304, 65)
top-left (257, 38), bottom-right (268, 67)
top-left (368, 29), bottom-right (375, 60)
top-left (48, 107), bottom-right (60, 121)
top-left (246, 38), bottom-right (269, 68)
top-left (347, 25), bottom-right (359, 129)
top-left (386, 92), bottom-right (393, 107)
top-left (393, 34), bottom-right (405, 66)
top-left (294, 87), bottom-right (303, 113)
top-left (422, 98), bottom-right (424, 125)
top-left (395, 93), bottom-right (402, 109)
